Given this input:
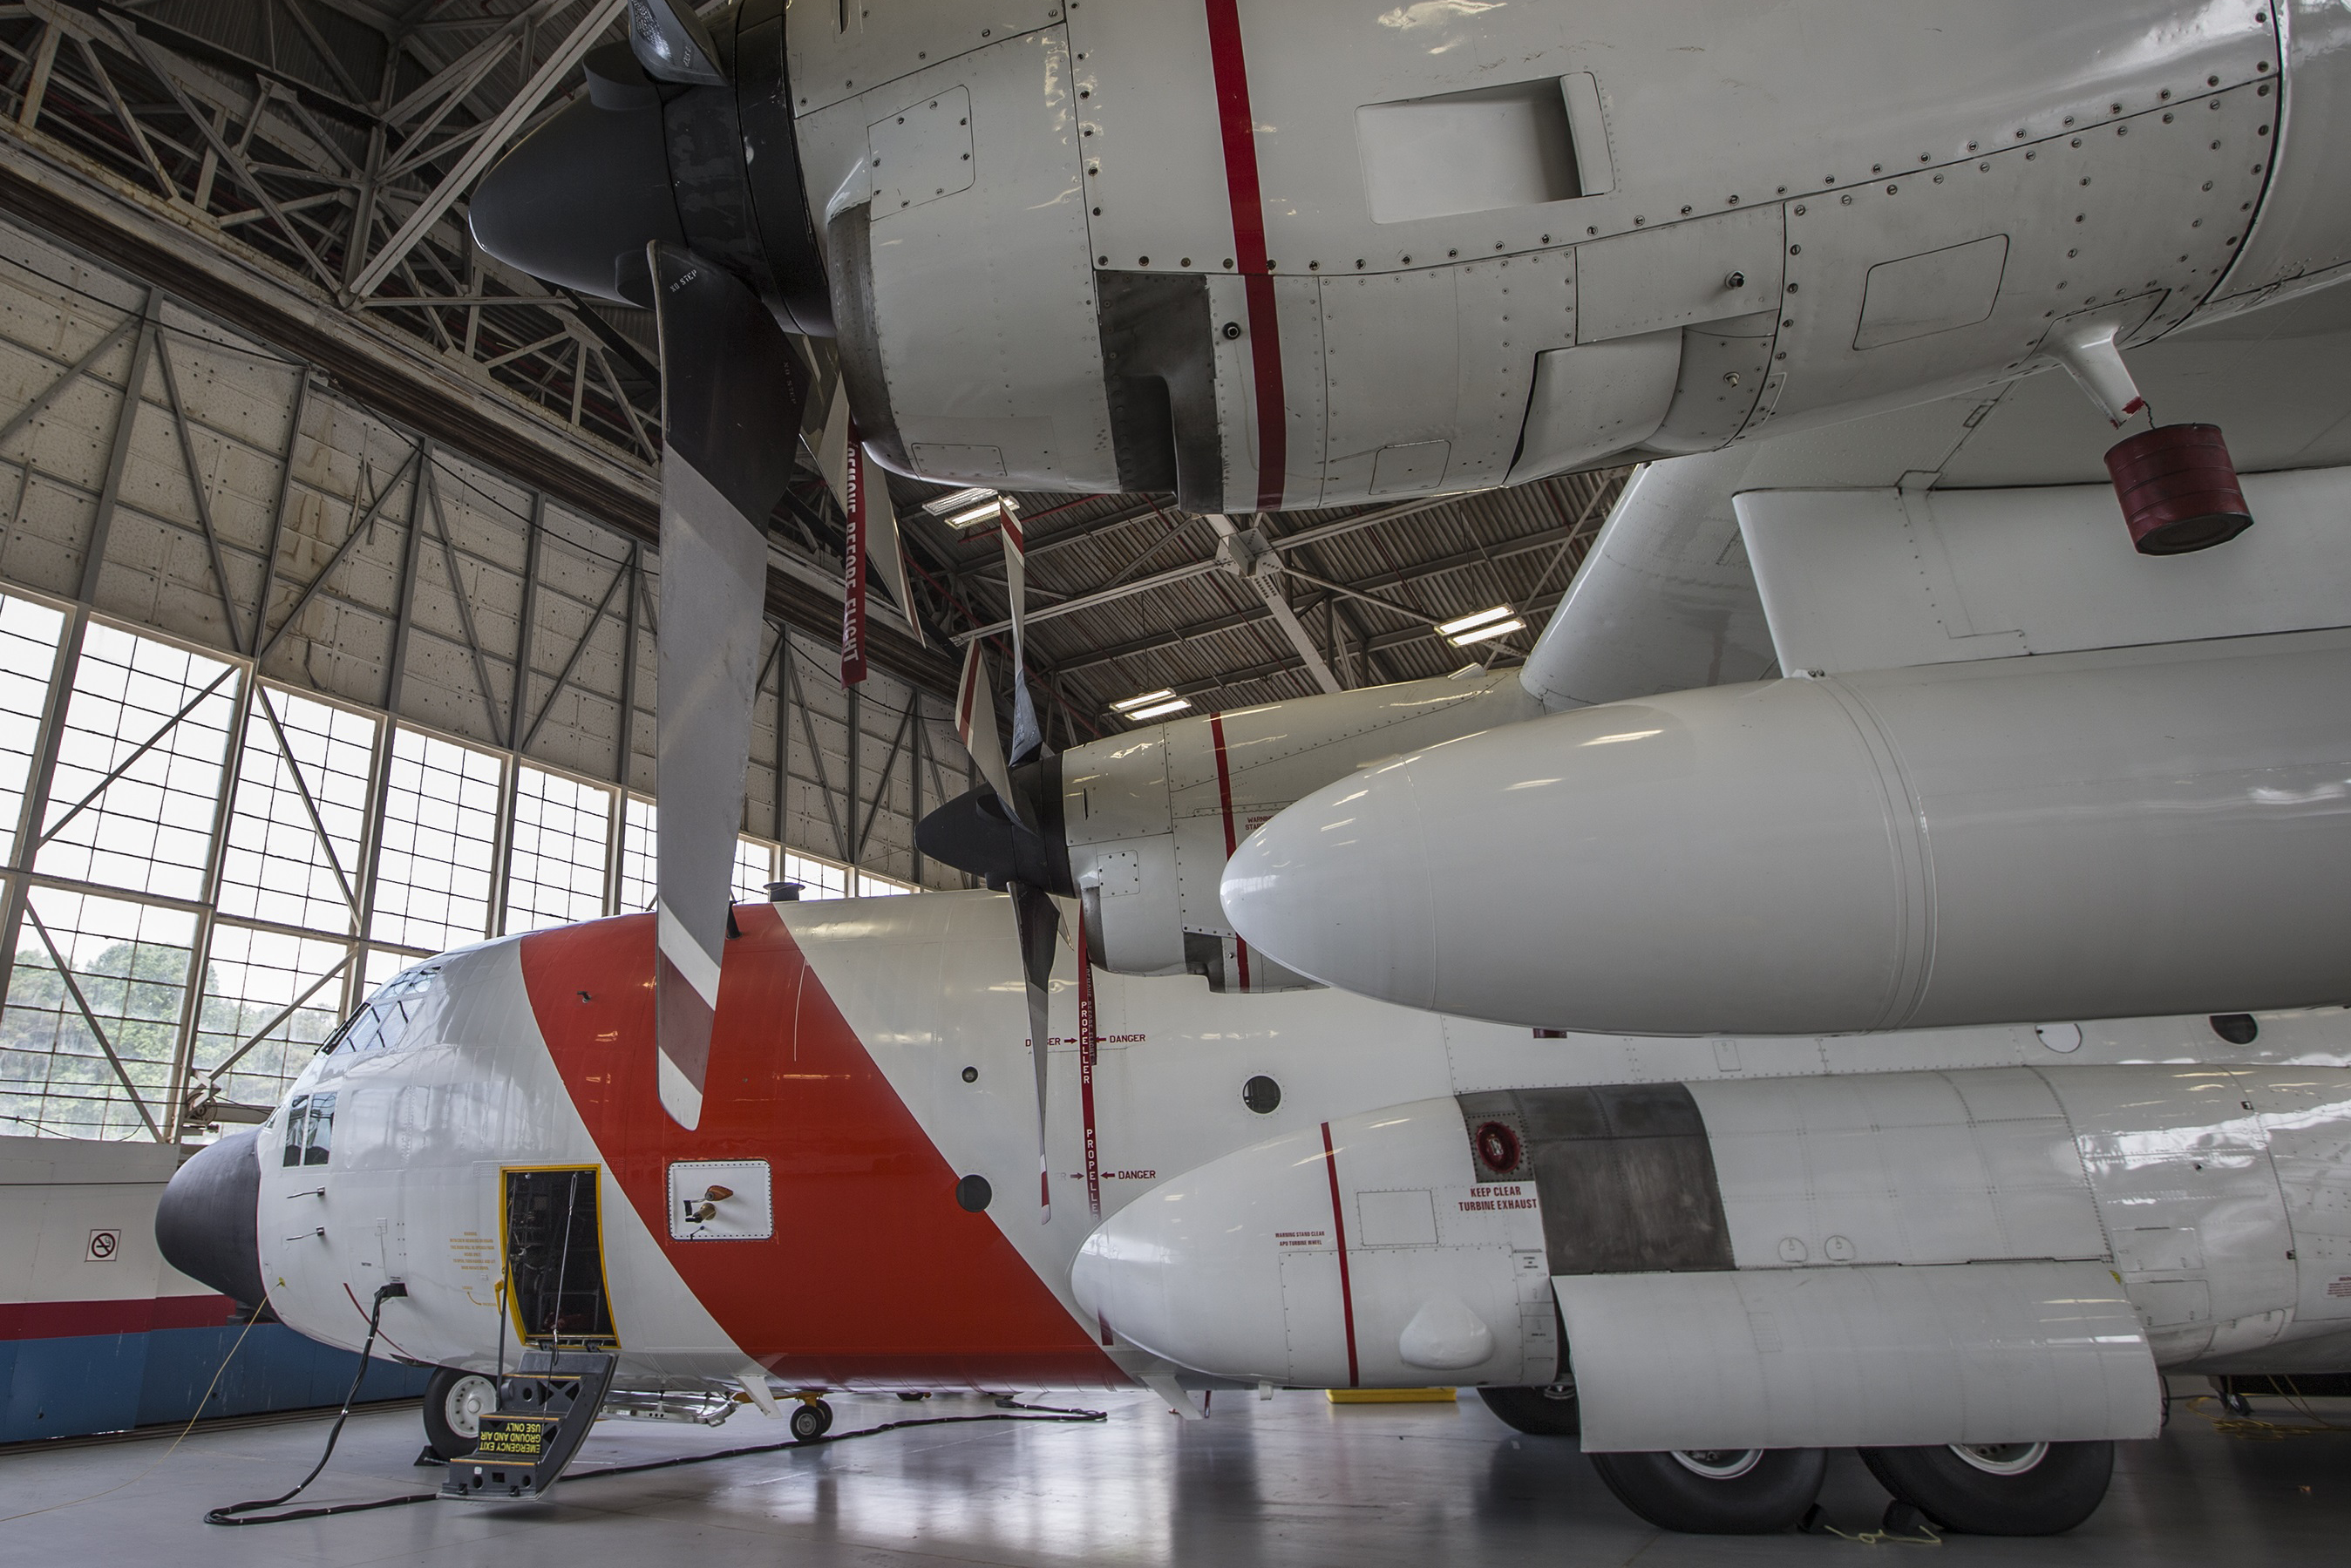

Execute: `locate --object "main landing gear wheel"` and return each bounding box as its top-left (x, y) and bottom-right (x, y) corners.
top-left (1858, 1440), bottom-right (2114, 1535)
top-left (1588, 1447), bottom-right (1827, 1534)
top-left (423, 1367), bottom-right (499, 1460)
top-left (1476, 1384), bottom-right (1581, 1436)
top-left (790, 1398), bottom-right (835, 1440)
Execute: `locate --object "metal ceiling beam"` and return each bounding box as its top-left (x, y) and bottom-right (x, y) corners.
top-left (347, 0), bottom-right (620, 297)
top-left (0, 113), bottom-right (956, 700)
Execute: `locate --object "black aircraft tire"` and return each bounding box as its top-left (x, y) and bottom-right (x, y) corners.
top-left (1475, 1384), bottom-right (1582, 1436)
top-left (423, 1366), bottom-right (499, 1460)
top-left (1858, 1441), bottom-right (2114, 1536)
top-left (1587, 1447), bottom-right (1826, 1533)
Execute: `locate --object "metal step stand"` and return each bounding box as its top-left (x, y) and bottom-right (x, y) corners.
top-left (440, 1348), bottom-right (617, 1502)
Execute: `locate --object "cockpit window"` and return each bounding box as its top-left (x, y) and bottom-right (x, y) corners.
top-left (281, 1091), bottom-right (336, 1167)
top-left (322, 965), bottom-right (442, 1056)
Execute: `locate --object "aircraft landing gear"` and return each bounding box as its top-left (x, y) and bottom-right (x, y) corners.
top-left (1475, 1383), bottom-right (1581, 1436)
top-left (422, 1367), bottom-right (500, 1461)
top-left (790, 1396), bottom-right (836, 1440)
top-left (1858, 1441), bottom-right (2114, 1536)
top-left (1587, 1447), bottom-right (1827, 1534)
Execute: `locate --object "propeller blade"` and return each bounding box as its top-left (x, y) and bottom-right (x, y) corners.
top-left (999, 501), bottom-right (1044, 768)
top-left (866, 490), bottom-right (923, 649)
top-left (648, 241), bottom-right (810, 1130)
top-left (1009, 879), bottom-right (1062, 1221)
top-left (955, 641), bottom-right (1024, 828)
top-left (629, 0), bottom-right (727, 85)
top-left (814, 379), bottom-right (852, 510)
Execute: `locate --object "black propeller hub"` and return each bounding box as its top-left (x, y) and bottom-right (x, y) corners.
top-left (917, 757), bottom-right (1075, 896)
top-left (468, 0), bottom-right (829, 333)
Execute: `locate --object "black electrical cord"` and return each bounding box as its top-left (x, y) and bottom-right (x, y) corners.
top-left (206, 1282), bottom-right (416, 1525)
top-left (205, 1327), bottom-right (1106, 1531)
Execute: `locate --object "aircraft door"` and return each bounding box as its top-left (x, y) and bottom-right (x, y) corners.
top-left (503, 1168), bottom-right (617, 1347)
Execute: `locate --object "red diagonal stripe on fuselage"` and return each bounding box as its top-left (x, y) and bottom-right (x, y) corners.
top-left (520, 905), bottom-right (1118, 1388)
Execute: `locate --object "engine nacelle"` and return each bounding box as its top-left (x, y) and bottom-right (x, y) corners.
top-left (1063, 672), bottom-right (1540, 989)
top-left (1077, 1064), bottom-right (2349, 1448)
top-left (472, 3), bottom-right (2331, 511)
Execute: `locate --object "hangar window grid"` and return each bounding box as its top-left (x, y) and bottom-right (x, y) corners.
top-left (369, 726), bottom-right (504, 954)
top-left (33, 624), bottom-right (239, 903)
top-left (733, 837), bottom-right (775, 904)
top-left (616, 794), bottom-right (657, 914)
top-left (504, 764), bottom-right (612, 935)
top-left (216, 686), bottom-right (380, 936)
top-left (0, 886), bottom-right (196, 1140)
top-left (191, 925), bottom-right (352, 1114)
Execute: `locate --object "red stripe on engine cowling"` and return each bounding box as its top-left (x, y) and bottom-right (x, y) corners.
top-left (1321, 1120), bottom-right (1359, 1388)
top-left (1203, 0), bottom-right (1287, 512)
top-left (1208, 713), bottom-right (1252, 990)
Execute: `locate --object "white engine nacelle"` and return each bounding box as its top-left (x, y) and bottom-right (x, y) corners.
top-left (1059, 672), bottom-right (1540, 989)
top-left (1075, 1064), bottom-right (2351, 1449)
top-left (475, 3), bottom-right (2341, 512)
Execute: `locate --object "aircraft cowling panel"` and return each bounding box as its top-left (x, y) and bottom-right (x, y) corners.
top-left (469, 1), bottom-right (2325, 512)
top-left (1225, 628), bottom-right (2351, 1036)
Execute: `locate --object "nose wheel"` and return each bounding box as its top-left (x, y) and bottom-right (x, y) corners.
top-left (422, 1367), bottom-right (501, 1461)
top-left (790, 1396), bottom-right (835, 1440)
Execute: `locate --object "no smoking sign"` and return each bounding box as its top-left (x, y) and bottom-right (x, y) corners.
top-left (86, 1228), bottom-right (119, 1262)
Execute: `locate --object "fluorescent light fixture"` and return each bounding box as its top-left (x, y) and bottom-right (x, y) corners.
top-left (1111, 689), bottom-right (1179, 713)
top-left (1448, 616), bottom-right (1525, 647)
top-left (1437, 605), bottom-right (1515, 638)
top-left (1123, 698), bottom-right (1192, 721)
top-left (922, 486), bottom-right (998, 516)
top-left (945, 499), bottom-right (1011, 530)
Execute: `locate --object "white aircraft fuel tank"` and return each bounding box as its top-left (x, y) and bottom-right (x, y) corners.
top-left (1221, 628), bottom-right (2351, 1036)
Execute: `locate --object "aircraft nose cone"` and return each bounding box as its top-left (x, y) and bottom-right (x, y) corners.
top-left (1220, 763), bottom-right (1440, 1010)
top-left (155, 1129), bottom-right (267, 1309)
top-left (468, 76), bottom-right (684, 305)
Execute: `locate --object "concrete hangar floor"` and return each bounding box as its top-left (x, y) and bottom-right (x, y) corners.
top-left (0, 1385), bottom-right (2340, 1565)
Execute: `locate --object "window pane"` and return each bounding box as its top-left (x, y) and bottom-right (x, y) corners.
top-left (616, 796), bottom-right (656, 914)
top-left (731, 838), bottom-right (774, 904)
top-left (0, 594), bottom-right (65, 865)
top-left (780, 851), bottom-right (848, 900)
top-left (0, 888), bottom-right (194, 1139)
top-left (192, 925), bottom-right (350, 1114)
top-left (506, 767), bottom-right (613, 933)
top-left (36, 624), bottom-right (237, 900)
top-left (363, 945), bottom-right (430, 994)
top-left (853, 870), bottom-right (914, 896)
top-left (370, 727), bottom-right (501, 952)
top-left (217, 688), bottom-right (378, 934)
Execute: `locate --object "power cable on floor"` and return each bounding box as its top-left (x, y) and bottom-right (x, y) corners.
top-left (205, 1297), bottom-right (1107, 1527)
top-left (206, 1281), bottom-right (411, 1524)
top-left (2180, 1392), bottom-right (2351, 1441)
